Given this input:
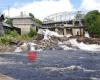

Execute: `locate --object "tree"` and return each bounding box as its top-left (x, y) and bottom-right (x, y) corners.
top-left (28, 28), bottom-right (37, 37)
top-left (29, 13), bottom-right (34, 19)
top-left (29, 13), bottom-right (43, 25)
top-left (84, 10), bottom-right (100, 37)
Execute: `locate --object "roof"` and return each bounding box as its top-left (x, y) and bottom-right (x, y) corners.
top-left (11, 16), bottom-right (32, 19)
top-left (3, 22), bottom-right (11, 27)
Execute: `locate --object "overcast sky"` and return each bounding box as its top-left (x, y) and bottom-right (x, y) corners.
top-left (0, 0), bottom-right (100, 20)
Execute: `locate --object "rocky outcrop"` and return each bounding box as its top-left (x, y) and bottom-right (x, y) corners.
top-left (77, 37), bottom-right (100, 44)
top-left (34, 36), bottom-right (69, 50)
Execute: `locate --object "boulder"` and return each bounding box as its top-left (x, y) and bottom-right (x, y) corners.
top-left (36, 34), bottom-right (44, 40)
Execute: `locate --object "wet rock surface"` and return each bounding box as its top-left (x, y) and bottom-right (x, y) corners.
top-left (35, 36), bottom-right (69, 50)
top-left (35, 34), bottom-right (44, 40)
top-left (77, 37), bottom-right (100, 44)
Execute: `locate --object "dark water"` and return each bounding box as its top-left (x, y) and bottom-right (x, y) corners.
top-left (0, 50), bottom-right (100, 80)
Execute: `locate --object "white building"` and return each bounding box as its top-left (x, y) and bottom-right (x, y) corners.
top-left (11, 15), bottom-right (38, 34)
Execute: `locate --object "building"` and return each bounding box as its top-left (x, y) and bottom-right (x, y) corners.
top-left (0, 14), bottom-right (20, 35)
top-left (0, 22), bottom-right (21, 35)
top-left (11, 15), bottom-right (38, 34)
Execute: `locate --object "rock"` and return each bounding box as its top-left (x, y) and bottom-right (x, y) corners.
top-left (77, 37), bottom-right (100, 44)
top-left (53, 46), bottom-right (63, 50)
top-left (9, 40), bottom-right (20, 45)
top-left (0, 45), bottom-right (16, 52)
top-left (0, 73), bottom-right (15, 80)
top-left (36, 34), bottom-right (44, 40)
top-left (20, 43), bottom-right (29, 52)
top-left (51, 36), bottom-right (68, 42)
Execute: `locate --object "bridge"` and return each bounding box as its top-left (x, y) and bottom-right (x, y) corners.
top-left (43, 11), bottom-right (87, 23)
top-left (41, 11), bottom-right (87, 36)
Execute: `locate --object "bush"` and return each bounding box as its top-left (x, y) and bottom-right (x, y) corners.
top-left (0, 35), bottom-right (12, 45)
top-left (17, 34), bottom-right (30, 41)
top-left (8, 30), bottom-right (19, 37)
top-left (28, 28), bottom-right (37, 37)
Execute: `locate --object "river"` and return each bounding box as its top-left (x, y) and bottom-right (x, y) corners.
top-left (0, 50), bottom-right (100, 80)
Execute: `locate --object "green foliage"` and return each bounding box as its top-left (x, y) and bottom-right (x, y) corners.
top-left (29, 13), bottom-right (43, 25)
top-left (84, 10), bottom-right (100, 37)
top-left (0, 35), bottom-right (12, 45)
top-left (0, 27), bottom-right (38, 44)
top-left (7, 30), bottom-right (19, 37)
top-left (17, 34), bottom-right (30, 41)
top-left (35, 18), bottom-right (43, 25)
top-left (29, 13), bottom-right (34, 19)
top-left (28, 28), bottom-right (37, 37)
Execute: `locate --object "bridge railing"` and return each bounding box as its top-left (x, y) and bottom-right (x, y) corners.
top-left (43, 11), bottom-right (88, 24)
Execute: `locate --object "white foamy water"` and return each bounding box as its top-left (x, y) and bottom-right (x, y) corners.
top-left (38, 29), bottom-right (63, 40)
top-left (40, 65), bottom-right (98, 72)
top-left (28, 42), bottom-right (36, 51)
top-left (59, 39), bottom-right (100, 51)
top-left (65, 34), bottom-right (72, 38)
top-left (14, 47), bottom-right (23, 52)
top-left (85, 31), bottom-right (90, 38)
top-left (58, 42), bottom-right (73, 50)
top-left (90, 77), bottom-right (100, 80)
top-left (67, 39), bottom-right (100, 51)
top-left (40, 65), bottom-right (83, 72)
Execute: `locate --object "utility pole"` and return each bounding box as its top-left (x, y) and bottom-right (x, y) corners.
top-left (8, 5), bottom-right (10, 17)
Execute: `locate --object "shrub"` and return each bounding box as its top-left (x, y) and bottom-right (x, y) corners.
top-left (28, 28), bottom-right (37, 37)
top-left (8, 30), bottom-right (19, 37)
top-left (0, 35), bottom-right (12, 45)
top-left (17, 34), bottom-right (30, 41)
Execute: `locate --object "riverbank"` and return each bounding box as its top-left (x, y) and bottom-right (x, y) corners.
top-left (0, 29), bottom-right (100, 52)
top-left (0, 36), bottom-right (100, 52)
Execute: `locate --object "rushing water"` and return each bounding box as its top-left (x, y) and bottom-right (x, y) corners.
top-left (0, 50), bottom-right (100, 80)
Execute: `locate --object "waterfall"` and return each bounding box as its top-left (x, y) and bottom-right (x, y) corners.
top-left (85, 31), bottom-right (90, 38)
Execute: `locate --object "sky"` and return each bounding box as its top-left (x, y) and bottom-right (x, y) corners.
top-left (0, 0), bottom-right (100, 20)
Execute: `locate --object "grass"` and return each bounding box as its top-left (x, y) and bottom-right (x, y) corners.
top-left (0, 28), bottom-right (37, 45)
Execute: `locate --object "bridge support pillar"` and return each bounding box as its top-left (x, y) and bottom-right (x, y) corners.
top-left (64, 27), bottom-right (67, 35)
